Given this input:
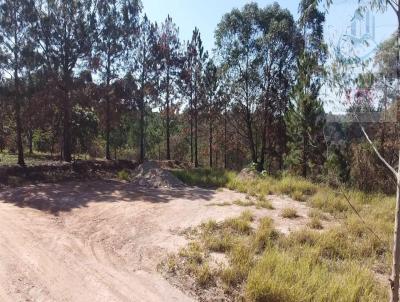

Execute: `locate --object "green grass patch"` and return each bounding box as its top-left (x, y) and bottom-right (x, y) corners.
top-left (165, 211), bottom-right (387, 301)
top-left (167, 168), bottom-right (394, 301)
top-left (172, 168), bottom-right (236, 188)
top-left (245, 248), bottom-right (385, 302)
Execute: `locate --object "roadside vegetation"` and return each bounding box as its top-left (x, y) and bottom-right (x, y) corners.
top-left (167, 168), bottom-right (394, 301)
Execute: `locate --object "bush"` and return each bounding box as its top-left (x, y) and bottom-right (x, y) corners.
top-left (172, 168), bottom-right (236, 188)
top-left (307, 217), bottom-right (323, 230)
top-left (281, 208), bottom-right (298, 219)
top-left (117, 169), bottom-right (130, 181)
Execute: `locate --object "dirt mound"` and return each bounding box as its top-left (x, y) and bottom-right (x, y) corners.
top-left (237, 167), bottom-right (259, 181)
top-left (132, 161), bottom-right (185, 188)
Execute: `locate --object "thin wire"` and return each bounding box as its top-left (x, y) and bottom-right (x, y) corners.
top-left (337, 185), bottom-right (385, 244)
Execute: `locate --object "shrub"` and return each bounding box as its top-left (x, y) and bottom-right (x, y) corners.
top-left (172, 168), bottom-right (236, 188)
top-left (117, 169), bottom-right (130, 181)
top-left (252, 217), bottom-right (279, 252)
top-left (224, 217), bottom-right (252, 235)
top-left (281, 208), bottom-right (298, 219)
top-left (195, 264), bottom-right (213, 287)
top-left (308, 209), bottom-right (327, 220)
top-left (307, 217), bottom-right (323, 230)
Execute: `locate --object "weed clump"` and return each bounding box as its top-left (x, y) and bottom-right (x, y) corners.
top-left (281, 208), bottom-right (298, 219)
top-left (117, 169), bottom-right (130, 181)
top-left (172, 168), bottom-right (236, 188)
top-left (233, 199), bottom-right (255, 207)
top-left (307, 217), bottom-right (323, 230)
top-left (165, 169), bottom-right (391, 301)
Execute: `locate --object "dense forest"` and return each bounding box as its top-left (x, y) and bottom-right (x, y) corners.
top-left (0, 0), bottom-right (398, 193)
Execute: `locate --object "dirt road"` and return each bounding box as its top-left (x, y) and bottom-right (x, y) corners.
top-left (0, 180), bottom-right (253, 302)
top-left (0, 179), bottom-right (326, 302)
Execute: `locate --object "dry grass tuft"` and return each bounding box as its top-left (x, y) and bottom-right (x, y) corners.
top-left (281, 208), bottom-right (299, 219)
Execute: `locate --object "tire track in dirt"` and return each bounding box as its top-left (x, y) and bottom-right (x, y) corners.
top-left (0, 180), bottom-right (329, 301)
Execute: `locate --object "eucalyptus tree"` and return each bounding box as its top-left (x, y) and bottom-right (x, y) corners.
top-left (155, 16), bottom-right (181, 160)
top-left (257, 3), bottom-right (300, 172)
top-left (216, 2), bottom-right (299, 171)
top-left (35, 0), bottom-right (94, 162)
top-left (0, 0), bottom-right (37, 166)
top-left (93, 0), bottom-right (141, 160)
top-left (216, 3), bottom-right (261, 167)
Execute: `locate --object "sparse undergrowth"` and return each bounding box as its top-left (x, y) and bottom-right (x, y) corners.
top-left (167, 168), bottom-right (394, 301)
top-left (162, 211), bottom-right (387, 301)
top-left (171, 168), bottom-right (236, 188)
top-left (117, 169), bottom-right (131, 181)
top-left (281, 207), bottom-right (299, 219)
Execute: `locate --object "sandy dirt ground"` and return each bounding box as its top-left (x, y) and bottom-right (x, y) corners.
top-left (0, 180), bottom-right (331, 302)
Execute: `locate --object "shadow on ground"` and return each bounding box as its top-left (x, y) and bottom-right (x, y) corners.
top-left (0, 179), bottom-right (217, 215)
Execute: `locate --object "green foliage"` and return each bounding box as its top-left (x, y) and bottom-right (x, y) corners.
top-left (117, 169), bottom-right (130, 181)
top-left (72, 106), bottom-right (99, 154)
top-left (285, 0), bottom-right (327, 179)
top-left (32, 130), bottom-right (54, 153)
top-left (172, 168), bottom-right (236, 188)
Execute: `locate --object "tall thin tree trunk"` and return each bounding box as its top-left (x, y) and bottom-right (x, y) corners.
top-left (302, 129), bottom-right (308, 178)
top-left (209, 118), bottom-right (213, 168)
top-left (259, 100), bottom-right (270, 172)
top-left (194, 80), bottom-right (198, 167)
top-left (15, 95), bottom-right (24, 166)
top-left (190, 86), bottom-right (194, 164)
top-left (14, 29), bottom-right (24, 167)
top-left (244, 66), bottom-right (257, 165)
top-left (28, 130), bottom-right (33, 154)
top-left (139, 46), bottom-right (146, 163)
top-left (224, 105), bottom-right (227, 169)
top-left (105, 56), bottom-right (112, 160)
top-left (63, 83), bottom-right (72, 162)
top-left (166, 67), bottom-right (171, 160)
top-left (391, 152), bottom-right (400, 302)
top-left (380, 78), bottom-right (387, 156)
top-left (194, 110), bottom-right (198, 167)
top-left (140, 97), bottom-right (145, 162)
top-left (390, 9), bottom-right (400, 302)
top-left (105, 95), bottom-right (111, 160)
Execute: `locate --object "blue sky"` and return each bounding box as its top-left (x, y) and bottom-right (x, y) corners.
top-left (141, 0), bottom-right (397, 52)
top-left (141, 0), bottom-right (397, 113)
